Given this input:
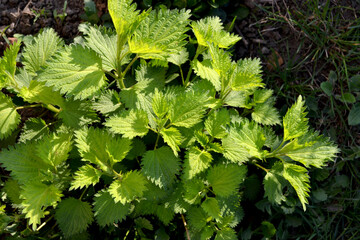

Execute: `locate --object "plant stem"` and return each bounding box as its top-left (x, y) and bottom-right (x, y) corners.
top-left (113, 169), bottom-right (123, 180)
top-left (43, 104), bottom-right (61, 113)
top-left (116, 35), bottom-right (126, 75)
top-left (105, 70), bottom-right (118, 80)
top-left (16, 104), bottom-right (42, 110)
top-left (36, 215), bottom-right (54, 231)
top-left (79, 187), bottom-right (87, 200)
top-left (181, 214), bottom-right (191, 240)
top-left (179, 65), bottom-right (185, 85)
top-left (118, 55), bottom-right (139, 89)
top-left (254, 163), bottom-right (269, 173)
top-left (122, 55), bottom-right (138, 78)
top-left (184, 45), bottom-right (205, 87)
top-left (17, 103), bottom-right (61, 113)
top-left (154, 133), bottom-right (161, 150)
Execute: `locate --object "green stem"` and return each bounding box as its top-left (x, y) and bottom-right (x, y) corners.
top-left (254, 163), bottom-right (269, 173)
top-left (154, 133), bottom-right (161, 150)
top-left (106, 79), bottom-right (118, 90)
top-left (16, 104), bottom-right (42, 110)
top-left (116, 35), bottom-right (127, 75)
top-left (179, 65), bottom-right (185, 85)
top-left (105, 70), bottom-right (118, 80)
top-left (113, 169), bottom-right (123, 180)
top-left (79, 187), bottom-right (87, 201)
top-left (184, 45), bottom-right (205, 87)
top-left (43, 104), bottom-right (61, 113)
top-left (122, 55), bottom-right (138, 78)
top-left (5, 71), bottom-right (19, 90)
top-left (118, 55), bottom-right (139, 89)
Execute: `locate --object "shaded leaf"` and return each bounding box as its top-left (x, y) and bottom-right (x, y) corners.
top-left (0, 92), bottom-right (21, 140)
top-left (142, 146), bottom-right (180, 188)
top-left (93, 190), bottom-right (130, 227)
top-left (109, 171), bottom-right (147, 204)
top-left (55, 198), bottom-right (93, 238)
top-left (207, 164), bottom-right (247, 197)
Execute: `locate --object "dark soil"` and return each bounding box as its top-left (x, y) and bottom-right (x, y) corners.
top-left (0, 0), bottom-right (84, 55)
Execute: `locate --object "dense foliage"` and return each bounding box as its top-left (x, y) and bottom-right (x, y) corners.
top-left (0, 0), bottom-right (338, 238)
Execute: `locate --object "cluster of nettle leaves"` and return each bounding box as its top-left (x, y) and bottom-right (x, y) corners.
top-left (0, 0), bottom-right (339, 238)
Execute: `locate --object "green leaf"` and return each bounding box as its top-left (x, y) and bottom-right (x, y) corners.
top-left (168, 48), bottom-right (189, 66)
top-left (22, 28), bottom-right (63, 73)
top-left (320, 81), bottom-right (333, 96)
top-left (253, 89), bottom-right (273, 104)
top-left (208, 43), bottom-right (232, 77)
top-left (19, 80), bottom-right (64, 106)
top-left (215, 228), bottom-right (237, 240)
top-left (3, 179), bottom-right (22, 204)
top-left (192, 59), bottom-right (221, 91)
top-left (282, 162), bottom-right (310, 211)
top-left (201, 197), bottom-right (221, 220)
top-left (187, 207), bottom-right (208, 230)
top-left (121, 65), bottom-right (166, 123)
top-left (22, 182), bottom-right (62, 229)
top-left (183, 178), bottom-right (205, 204)
top-left (129, 8), bottom-right (191, 60)
top-left (152, 89), bottom-right (169, 119)
top-left (183, 147), bottom-right (213, 180)
top-left (81, 24), bottom-right (119, 71)
top-left (92, 90), bottom-right (122, 116)
top-left (70, 164), bottom-right (102, 190)
top-left (75, 127), bottom-right (132, 172)
top-left (155, 204), bottom-right (175, 225)
top-left (217, 194), bottom-right (244, 227)
top-left (0, 41), bottom-right (21, 88)
top-left (108, 171), bottom-right (147, 204)
top-left (0, 143), bottom-right (48, 184)
top-left (192, 16), bottom-right (241, 48)
top-left (108, 0), bottom-right (142, 37)
top-left (231, 58), bottom-right (264, 92)
top-left (160, 127), bottom-right (183, 155)
top-left (349, 103), bottom-right (360, 126)
top-left (208, 142), bottom-right (224, 153)
top-left (200, 226), bottom-right (215, 240)
top-left (222, 120), bottom-right (266, 163)
top-left (263, 167), bottom-right (286, 205)
top-left (312, 189), bottom-right (328, 202)
top-left (38, 45), bottom-right (107, 100)
top-left (36, 133), bottom-right (72, 167)
top-left (251, 97), bottom-right (280, 125)
top-left (207, 164), bottom-right (247, 197)
top-left (93, 190), bottom-right (130, 227)
top-left (339, 92), bottom-right (356, 103)
top-left (58, 98), bottom-right (99, 129)
top-left (126, 138), bottom-right (147, 160)
top-left (55, 198), bottom-right (93, 238)
top-left (106, 109), bottom-right (149, 139)
top-left (261, 221), bottom-right (276, 238)
top-left (141, 146), bottom-right (180, 188)
top-left (205, 108), bottom-right (230, 139)
top-left (169, 90), bottom-right (208, 128)
top-left (222, 90), bottom-right (247, 108)
top-left (135, 217), bottom-right (153, 230)
top-left (14, 68), bottom-right (32, 89)
top-left (274, 131), bottom-right (339, 168)
top-left (194, 130), bottom-right (210, 148)
top-left (283, 95), bottom-right (309, 141)
top-left (0, 92), bottom-right (21, 140)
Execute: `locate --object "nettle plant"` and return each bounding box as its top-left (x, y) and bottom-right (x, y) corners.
top-left (0, 0), bottom-right (339, 238)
